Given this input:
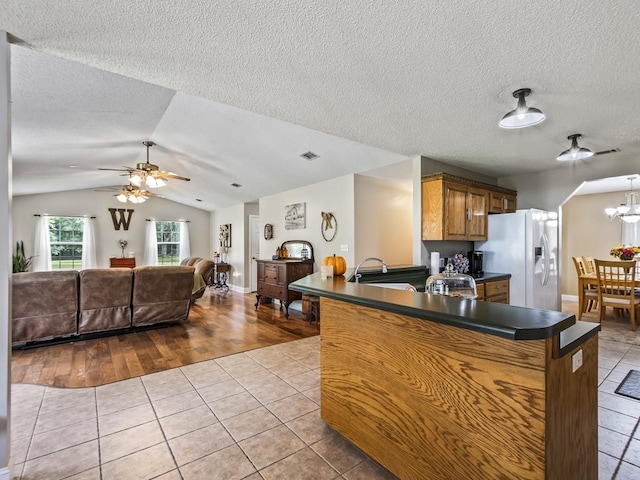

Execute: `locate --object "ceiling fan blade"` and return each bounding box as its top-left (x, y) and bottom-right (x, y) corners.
top-left (594, 148), bottom-right (621, 156)
top-left (156, 172), bottom-right (191, 182)
top-left (98, 167), bottom-right (136, 172)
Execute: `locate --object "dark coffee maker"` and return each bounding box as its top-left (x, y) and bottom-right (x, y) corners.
top-left (468, 251), bottom-right (484, 276)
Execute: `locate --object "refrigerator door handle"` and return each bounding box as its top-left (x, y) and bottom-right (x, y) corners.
top-left (541, 232), bottom-right (550, 287)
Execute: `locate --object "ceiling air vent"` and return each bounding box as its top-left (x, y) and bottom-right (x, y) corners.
top-left (231, 183), bottom-right (242, 188)
top-left (300, 151), bottom-right (319, 161)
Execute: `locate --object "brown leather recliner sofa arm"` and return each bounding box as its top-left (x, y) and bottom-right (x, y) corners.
top-left (180, 256), bottom-right (215, 301)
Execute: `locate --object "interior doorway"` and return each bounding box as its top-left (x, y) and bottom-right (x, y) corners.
top-left (249, 215), bottom-right (260, 292)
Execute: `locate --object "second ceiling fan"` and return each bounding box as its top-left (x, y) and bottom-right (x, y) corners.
top-left (99, 141), bottom-right (191, 188)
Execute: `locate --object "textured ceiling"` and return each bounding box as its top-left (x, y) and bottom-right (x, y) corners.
top-left (4, 0), bottom-right (640, 210)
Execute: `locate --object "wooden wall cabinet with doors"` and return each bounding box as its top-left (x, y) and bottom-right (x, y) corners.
top-left (488, 190), bottom-right (517, 214)
top-left (421, 173), bottom-right (517, 241)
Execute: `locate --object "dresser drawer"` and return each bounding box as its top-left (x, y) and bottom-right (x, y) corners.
top-left (258, 283), bottom-right (285, 301)
top-left (264, 264), bottom-right (278, 282)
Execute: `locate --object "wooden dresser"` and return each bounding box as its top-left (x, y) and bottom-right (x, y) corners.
top-left (255, 259), bottom-right (313, 318)
top-left (109, 257), bottom-right (136, 268)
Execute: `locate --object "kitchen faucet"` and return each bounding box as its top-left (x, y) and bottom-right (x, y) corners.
top-left (354, 257), bottom-right (388, 282)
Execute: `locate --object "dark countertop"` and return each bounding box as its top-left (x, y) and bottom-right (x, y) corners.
top-left (290, 268), bottom-right (580, 341)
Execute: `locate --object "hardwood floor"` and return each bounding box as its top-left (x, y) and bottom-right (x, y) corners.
top-left (11, 289), bottom-right (319, 388)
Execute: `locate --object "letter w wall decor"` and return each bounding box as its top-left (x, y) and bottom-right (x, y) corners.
top-left (109, 208), bottom-right (134, 230)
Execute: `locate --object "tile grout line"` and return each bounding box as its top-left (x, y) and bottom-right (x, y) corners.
top-left (612, 415), bottom-right (640, 479)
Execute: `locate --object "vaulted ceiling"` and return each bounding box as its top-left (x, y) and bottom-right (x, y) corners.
top-left (3, 1), bottom-right (640, 210)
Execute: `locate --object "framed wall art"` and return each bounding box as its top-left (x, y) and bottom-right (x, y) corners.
top-left (285, 202), bottom-right (306, 230)
top-left (219, 223), bottom-right (231, 247)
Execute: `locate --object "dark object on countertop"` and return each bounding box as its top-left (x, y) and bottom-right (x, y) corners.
top-left (615, 370), bottom-right (640, 401)
top-left (468, 250), bottom-right (484, 276)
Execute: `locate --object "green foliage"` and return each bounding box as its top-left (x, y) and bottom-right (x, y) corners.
top-left (12, 241), bottom-right (34, 273)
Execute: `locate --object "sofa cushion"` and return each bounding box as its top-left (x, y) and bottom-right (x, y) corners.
top-left (12, 270), bottom-right (79, 343)
top-left (132, 266), bottom-right (194, 326)
top-left (78, 268), bottom-right (133, 334)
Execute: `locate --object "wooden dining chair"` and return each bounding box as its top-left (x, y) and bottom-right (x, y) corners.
top-left (582, 256), bottom-right (596, 275)
top-left (572, 256), bottom-right (598, 319)
top-left (595, 259), bottom-right (639, 331)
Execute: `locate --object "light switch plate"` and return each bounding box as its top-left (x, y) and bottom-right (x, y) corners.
top-left (340, 244), bottom-right (349, 252)
top-left (572, 349), bottom-right (583, 373)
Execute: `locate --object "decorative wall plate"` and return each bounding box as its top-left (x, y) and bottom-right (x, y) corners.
top-left (264, 223), bottom-right (274, 240)
top-left (321, 212), bottom-right (337, 242)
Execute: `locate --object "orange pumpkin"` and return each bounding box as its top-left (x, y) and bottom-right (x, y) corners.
top-left (322, 254), bottom-right (347, 276)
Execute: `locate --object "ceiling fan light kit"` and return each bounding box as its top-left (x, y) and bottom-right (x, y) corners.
top-left (98, 140), bottom-right (191, 201)
top-left (605, 177), bottom-right (640, 223)
top-left (498, 88), bottom-right (546, 129)
top-left (556, 134), bottom-right (594, 161)
top-left (115, 184), bottom-right (151, 204)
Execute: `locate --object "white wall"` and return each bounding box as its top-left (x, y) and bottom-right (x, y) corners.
top-left (259, 175), bottom-right (355, 271)
top-left (210, 202), bottom-right (258, 291)
top-left (354, 175), bottom-right (412, 266)
top-left (1, 30), bottom-right (11, 480)
top-left (12, 189), bottom-right (211, 267)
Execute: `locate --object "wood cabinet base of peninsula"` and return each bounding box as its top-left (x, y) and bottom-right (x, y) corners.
top-left (320, 297), bottom-right (597, 480)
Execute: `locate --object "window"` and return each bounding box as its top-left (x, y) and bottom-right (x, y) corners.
top-left (49, 216), bottom-right (84, 270)
top-left (156, 221), bottom-right (181, 265)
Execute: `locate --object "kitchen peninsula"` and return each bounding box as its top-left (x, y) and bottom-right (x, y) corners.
top-left (290, 269), bottom-right (599, 480)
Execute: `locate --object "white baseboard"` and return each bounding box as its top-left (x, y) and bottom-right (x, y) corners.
top-left (0, 465), bottom-right (11, 480)
top-left (229, 284), bottom-right (251, 294)
top-left (562, 294), bottom-right (578, 303)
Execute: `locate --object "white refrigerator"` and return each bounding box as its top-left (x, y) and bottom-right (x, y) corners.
top-left (475, 209), bottom-right (559, 310)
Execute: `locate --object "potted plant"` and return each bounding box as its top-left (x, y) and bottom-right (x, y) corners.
top-left (12, 241), bottom-right (34, 273)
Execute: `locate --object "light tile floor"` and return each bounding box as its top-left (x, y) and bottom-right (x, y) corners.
top-left (9, 328), bottom-right (640, 479)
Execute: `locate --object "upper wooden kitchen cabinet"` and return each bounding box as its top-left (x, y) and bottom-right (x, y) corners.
top-left (488, 190), bottom-right (517, 214)
top-left (422, 173), bottom-right (517, 241)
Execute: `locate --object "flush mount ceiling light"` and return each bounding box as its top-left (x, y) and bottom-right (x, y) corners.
top-left (556, 134), bottom-right (594, 161)
top-left (605, 177), bottom-right (640, 223)
top-left (498, 88), bottom-right (546, 129)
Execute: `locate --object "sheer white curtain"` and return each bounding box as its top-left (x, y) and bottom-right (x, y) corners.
top-left (622, 221), bottom-right (640, 246)
top-left (81, 217), bottom-right (98, 269)
top-left (143, 220), bottom-right (158, 266)
top-left (32, 216), bottom-right (52, 271)
top-left (179, 221), bottom-right (191, 262)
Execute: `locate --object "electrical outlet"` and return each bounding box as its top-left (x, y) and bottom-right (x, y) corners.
top-left (340, 244), bottom-right (349, 252)
top-left (572, 349), bottom-right (583, 373)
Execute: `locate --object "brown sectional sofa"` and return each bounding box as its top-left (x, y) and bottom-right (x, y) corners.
top-left (11, 265), bottom-right (195, 345)
top-left (132, 266), bottom-right (195, 326)
top-left (180, 257), bottom-right (215, 301)
top-left (12, 270), bottom-right (79, 343)
top-left (78, 268), bottom-right (133, 334)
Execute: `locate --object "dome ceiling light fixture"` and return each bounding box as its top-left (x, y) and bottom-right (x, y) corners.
top-left (498, 88), bottom-right (546, 129)
top-left (605, 177), bottom-right (640, 224)
top-left (556, 134), bottom-right (594, 161)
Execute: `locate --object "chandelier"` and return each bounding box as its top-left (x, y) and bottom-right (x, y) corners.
top-left (115, 184), bottom-right (151, 204)
top-left (605, 177), bottom-right (640, 223)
